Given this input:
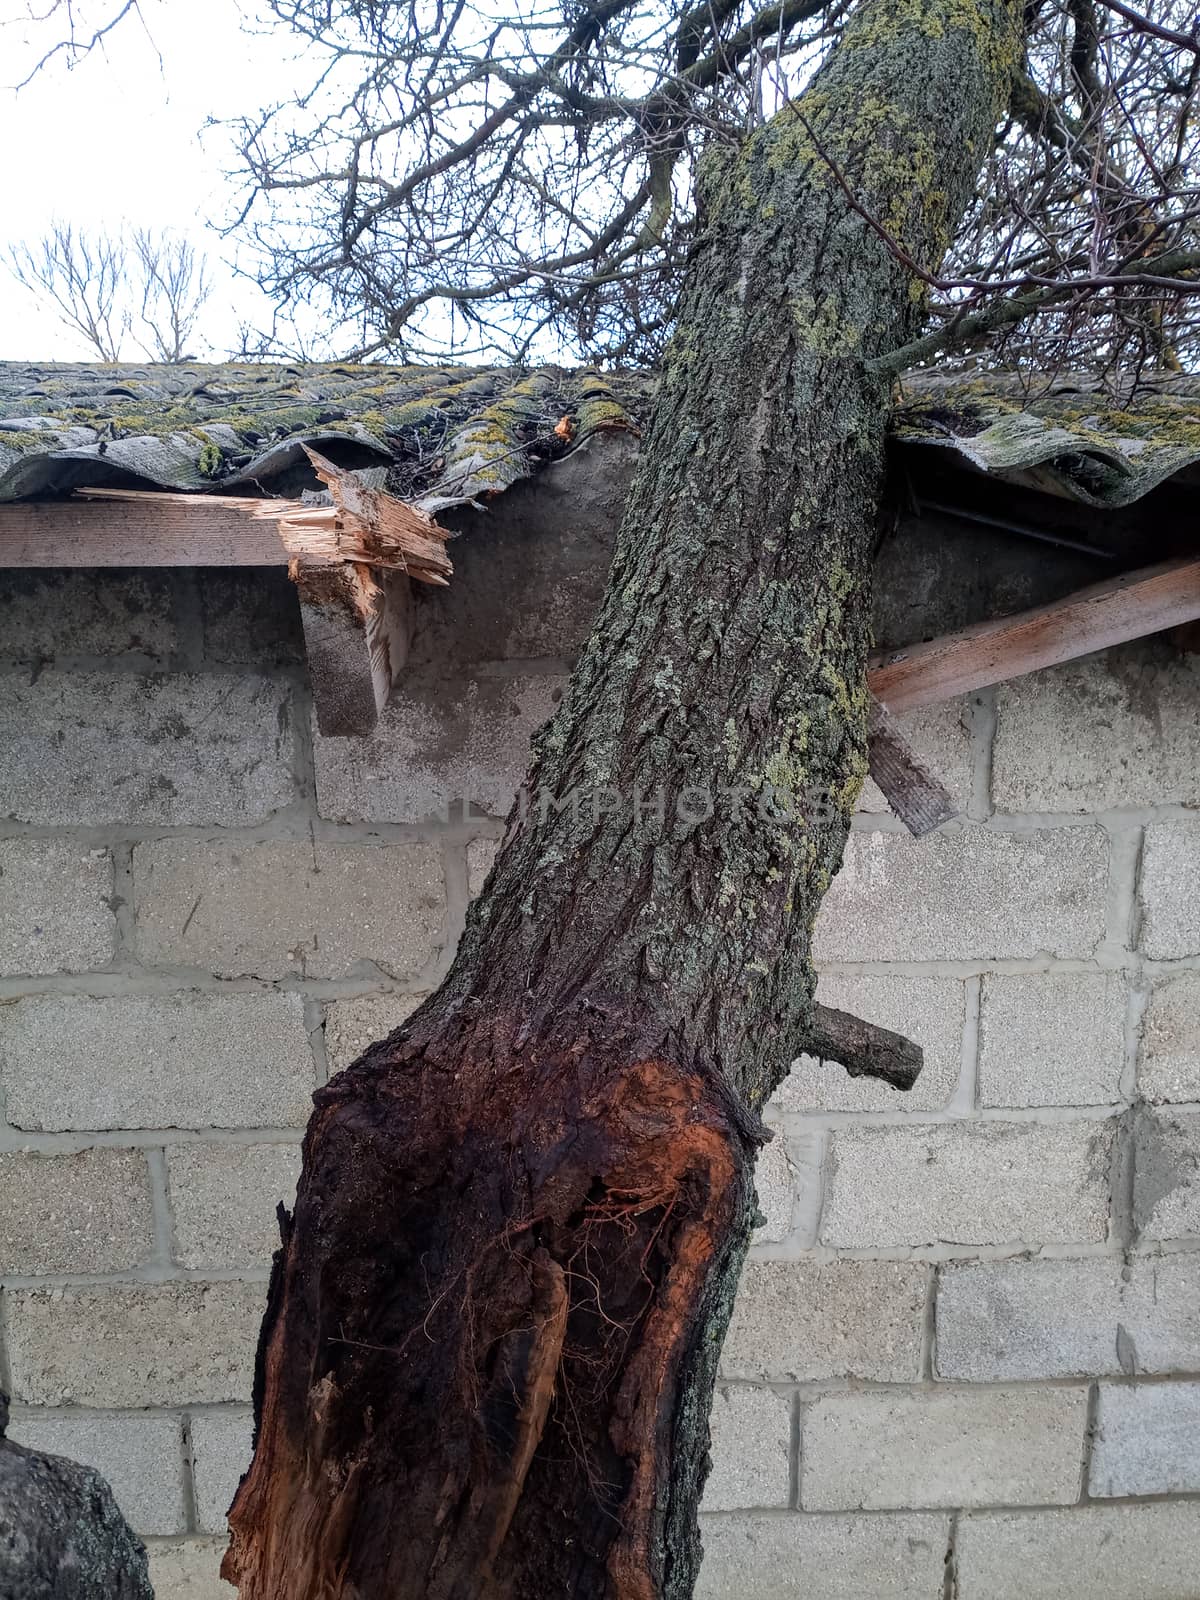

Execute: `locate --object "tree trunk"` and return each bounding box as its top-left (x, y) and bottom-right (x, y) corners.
top-left (224, 3), bottom-right (1022, 1595)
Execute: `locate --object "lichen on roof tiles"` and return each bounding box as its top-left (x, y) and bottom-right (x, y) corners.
top-left (1, 359), bottom-right (1199, 510)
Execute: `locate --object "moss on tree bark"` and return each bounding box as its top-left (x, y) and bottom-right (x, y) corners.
top-left (225, 2), bottom-right (1023, 1595)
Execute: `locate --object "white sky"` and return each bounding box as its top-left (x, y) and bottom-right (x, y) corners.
top-left (0, 0), bottom-right (305, 362)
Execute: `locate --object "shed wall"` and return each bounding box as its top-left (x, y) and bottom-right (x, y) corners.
top-left (1, 521), bottom-right (1198, 1598)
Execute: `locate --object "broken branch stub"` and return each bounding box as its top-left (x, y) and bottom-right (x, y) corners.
top-left (810, 1003), bottom-right (923, 1091)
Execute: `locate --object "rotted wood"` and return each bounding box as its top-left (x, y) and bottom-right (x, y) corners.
top-left (0, 1391), bottom-right (153, 1600)
top-left (866, 696), bottom-right (960, 837)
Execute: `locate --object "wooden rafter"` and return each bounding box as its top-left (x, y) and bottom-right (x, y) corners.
top-left (868, 557), bottom-right (1200, 712)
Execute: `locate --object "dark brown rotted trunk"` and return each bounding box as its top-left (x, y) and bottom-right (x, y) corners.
top-left (224, 3), bottom-right (1023, 1595)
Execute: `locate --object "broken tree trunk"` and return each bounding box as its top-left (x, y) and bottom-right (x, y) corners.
top-left (224, 2), bottom-right (1024, 1596)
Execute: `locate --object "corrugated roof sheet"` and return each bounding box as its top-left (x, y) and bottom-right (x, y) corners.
top-left (1, 360), bottom-right (1198, 510)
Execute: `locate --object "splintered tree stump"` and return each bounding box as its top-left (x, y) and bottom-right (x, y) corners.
top-left (0, 1393), bottom-right (152, 1600)
top-left (224, 2), bottom-right (1022, 1595)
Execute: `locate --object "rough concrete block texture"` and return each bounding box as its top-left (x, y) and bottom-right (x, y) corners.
top-left (977, 972), bottom-right (1126, 1107)
top-left (773, 973), bottom-right (965, 1114)
top-left (0, 1148), bottom-right (156, 1274)
top-left (145, 1538), bottom-right (234, 1600)
top-left (198, 570), bottom-right (304, 665)
top-left (956, 1503), bottom-right (1200, 1600)
top-left (993, 643), bottom-right (1200, 812)
top-left (801, 1386), bottom-right (1088, 1510)
top-left (189, 1410), bottom-right (254, 1533)
top-left (813, 826), bottom-right (1108, 962)
top-left (466, 837), bottom-right (499, 896)
top-left (313, 672), bottom-right (564, 823)
top-left (0, 671), bottom-right (295, 825)
top-left (858, 699), bottom-right (975, 816)
top-left (6, 1282), bottom-right (265, 1406)
top-left (0, 839), bottom-right (114, 975)
top-left (696, 1512), bottom-right (951, 1599)
top-left (0, 992), bottom-right (315, 1130)
top-left (409, 434), bottom-right (633, 668)
top-left (1090, 1382), bottom-right (1200, 1498)
top-left (821, 1119), bottom-right (1114, 1248)
top-left (0, 568), bottom-right (181, 659)
top-left (1132, 1107), bottom-right (1200, 1240)
top-left (1140, 970), bottom-right (1200, 1102)
top-left (1140, 820), bottom-right (1200, 959)
top-left (936, 1255), bottom-right (1200, 1380)
top-left (720, 1260), bottom-right (926, 1383)
top-left (5, 1410), bottom-right (186, 1536)
top-left (134, 839), bottom-right (444, 980)
top-left (701, 1387), bottom-right (792, 1511)
top-left (323, 993), bottom-right (427, 1074)
top-left (751, 1130), bottom-right (823, 1246)
top-left (167, 1144), bottom-right (302, 1269)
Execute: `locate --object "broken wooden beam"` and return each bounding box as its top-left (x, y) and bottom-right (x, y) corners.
top-left (0, 492), bottom-right (289, 566)
top-left (868, 556), bottom-right (1200, 711)
top-left (866, 697), bottom-right (960, 836)
top-left (297, 562), bottom-right (413, 737)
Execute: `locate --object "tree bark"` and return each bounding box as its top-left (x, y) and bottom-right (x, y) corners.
top-left (224, 3), bottom-right (1023, 1595)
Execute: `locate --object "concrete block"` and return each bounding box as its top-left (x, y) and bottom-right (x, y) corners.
top-left (134, 839), bottom-right (445, 980)
top-left (701, 1386), bottom-right (792, 1511)
top-left (813, 827), bottom-right (1108, 963)
top-left (697, 1511), bottom-right (950, 1599)
top-left (994, 642), bottom-right (1200, 813)
top-left (0, 569), bottom-right (180, 659)
top-left (6, 1282), bottom-right (264, 1407)
top-left (312, 671), bottom-right (564, 823)
top-left (873, 508), bottom-right (1097, 653)
top-left (0, 992), bottom-right (315, 1131)
top-left (801, 1386), bottom-right (1087, 1510)
top-left (1140, 820), bottom-right (1200, 960)
top-left (198, 570), bottom-right (304, 665)
top-left (0, 671), bottom-right (295, 825)
top-left (167, 1144), bottom-right (302, 1269)
top-left (408, 434), bottom-right (632, 667)
top-left (773, 974), bottom-right (965, 1115)
top-left (978, 972), bottom-right (1126, 1108)
top-left (752, 1131), bottom-right (823, 1246)
top-left (1140, 970), bottom-right (1200, 1103)
top-left (859, 699), bottom-right (974, 815)
top-left (323, 992), bottom-right (427, 1075)
top-left (1133, 1107), bottom-right (1200, 1240)
top-left (466, 838), bottom-right (499, 897)
top-left (145, 1538), bottom-right (236, 1599)
top-left (721, 1260), bottom-right (926, 1383)
top-left (956, 1503), bottom-right (1200, 1599)
top-left (936, 1254), bottom-right (1200, 1380)
top-left (0, 1148), bottom-right (156, 1274)
top-left (821, 1119), bottom-right (1114, 1248)
top-left (0, 839), bottom-right (115, 975)
top-left (1090, 1381), bottom-right (1200, 1498)
top-left (6, 1409), bottom-right (186, 1536)
top-left (189, 1410), bottom-right (254, 1533)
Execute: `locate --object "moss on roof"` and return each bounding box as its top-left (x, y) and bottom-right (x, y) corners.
top-left (1, 359), bottom-right (1198, 509)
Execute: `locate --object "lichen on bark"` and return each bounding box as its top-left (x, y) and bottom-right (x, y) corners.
top-left (225, 4), bottom-right (1024, 1597)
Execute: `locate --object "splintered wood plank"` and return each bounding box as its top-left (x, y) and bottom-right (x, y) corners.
top-left (298, 562), bottom-right (412, 737)
top-left (869, 557), bottom-right (1200, 712)
top-left (866, 697), bottom-right (960, 836)
top-left (0, 494), bottom-right (290, 566)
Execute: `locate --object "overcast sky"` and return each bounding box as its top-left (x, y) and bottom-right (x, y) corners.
top-left (1, 0), bottom-right (303, 362)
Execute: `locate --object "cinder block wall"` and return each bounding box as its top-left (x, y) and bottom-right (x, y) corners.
top-left (2, 489), bottom-right (1199, 1598)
